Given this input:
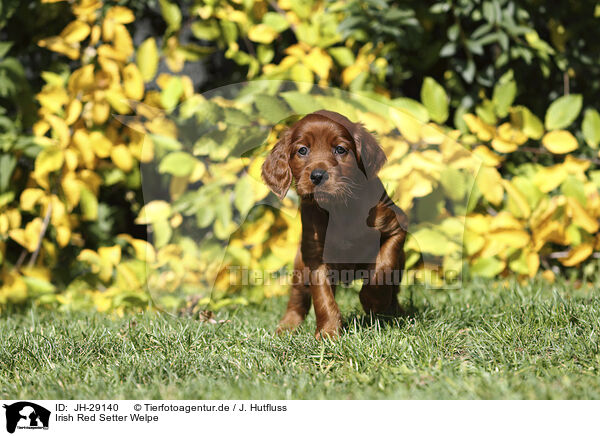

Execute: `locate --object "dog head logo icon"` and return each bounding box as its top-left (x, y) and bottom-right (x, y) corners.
top-left (3, 402), bottom-right (50, 433)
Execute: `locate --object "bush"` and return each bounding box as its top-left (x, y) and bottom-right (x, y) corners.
top-left (0, 0), bottom-right (599, 313)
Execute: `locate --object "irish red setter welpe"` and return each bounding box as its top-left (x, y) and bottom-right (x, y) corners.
top-left (261, 110), bottom-right (408, 338)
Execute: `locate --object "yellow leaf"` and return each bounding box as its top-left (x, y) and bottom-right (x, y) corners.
top-left (542, 269), bottom-right (555, 283)
top-left (20, 189), bottom-right (46, 211)
top-left (188, 161), bottom-right (206, 183)
top-left (78, 249), bottom-right (101, 273)
top-left (342, 64), bottom-right (364, 86)
top-left (490, 211), bottom-right (523, 230)
top-left (533, 219), bottom-right (564, 251)
top-left (559, 243), bottom-right (593, 267)
top-left (567, 197), bottom-right (599, 233)
top-left (64, 148), bottom-right (78, 172)
top-left (463, 114), bottom-right (494, 141)
top-left (473, 145), bottom-right (504, 167)
top-left (563, 155), bottom-right (590, 175)
top-left (99, 245), bottom-right (121, 265)
top-left (111, 144), bottom-right (134, 172)
top-left (136, 200), bottom-right (171, 224)
top-left (137, 37), bottom-right (159, 82)
top-left (60, 20), bottom-right (91, 43)
top-left (0, 272), bottom-right (28, 303)
top-left (496, 122), bottom-right (528, 145)
top-left (421, 123), bottom-right (446, 144)
top-left (92, 100), bottom-right (110, 124)
top-left (542, 130), bottom-right (578, 154)
top-left (527, 251), bottom-right (539, 277)
top-left (37, 37), bottom-right (80, 60)
top-left (114, 24), bottom-right (134, 60)
top-left (105, 89), bottom-right (132, 114)
top-left (476, 166), bottom-right (504, 206)
top-left (303, 47), bottom-right (332, 80)
top-left (65, 99), bottom-right (82, 125)
top-left (37, 86), bottom-right (68, 113)
top-left (389, 108), bottom-right (421, 143)
top-left (533, 164), bottom-right (567, 192)
top-left (73, 129), bottom-right (95, 168)
top-left (90, 24), bottom-right (101, 45)
top-left (9, 218), bottom-right (42, 252)
top-left (46, 114), bottom-right (70, 147)
top-left (68, 64), bottom-right (95, 94)
top-left (118, 233), bottom-right (156, 263)
top-left (89, 131), bottom-right (113, 158)
top-left (488, 229), bottom-right (530, 248)
top-left (491, 137), bottom-right (518, 153)
top-left (56, 225), bottom-right (71, 247)
top-left (248, 24), bottom-right (278, 44)
top-left (502, 179), bottom-right (531, 218)
top-left (35, 146), bottom-right (64, 178)
top-left (123, 64), bottom-right (144, 100)
top-left (106, 6), bottom-right (135, 24)
top-left (61, 173), bottom-right (82, 209)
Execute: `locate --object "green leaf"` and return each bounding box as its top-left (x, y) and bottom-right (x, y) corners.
top-left (544, 94), bottom-right (582, 130)
top-left (191, 21), bottom-right (221, 41)
top-left (136, 38), bottom-right (159, 82)
top-left (158, 152), bottom-right (196, 177)
top-left (582, 108), bottom-right (600, 149)
top-left (0, 153), bottom-right (16, 192)
top-left (420, 77), bottom-right (448, 123)
top-left (328, 47), bottom-right (355, 67)
top-left (255, 94), bottom-right (293, 124)
top-left (510, 106), bottom-right (544, 140)
top-left (0, 191), bottom-right (14, 208)
top-left (281, 91), bottom-right (322, 114)
top-left (390, 98), bottom-right (430, 123)
top-left (410, 228), bottom-right (448, 256)
top-left (159, 0), bottom-right (182, 33)
top-left (152, 219), bottom-right (172, 248)
top-left (561, 175), bottom-right (586, 207)
top-left (150, 134), bottom-right (182, 152)
top-left (470, 257), bottom-right (505, 278)
top-left (234, 176), bottom-right (254, 216)
top-left (79, 186), bottom-right (98, 221)
top-left (22, 276), bottom-right (56, 295)
top-left (290, 64), bottom-right (314, 93)
top-left (263, 12), bottom-right (289, 32)
top-left (440, 167), bottom-right (467, 202)
top-left (492, 76), bottom-right (516, 117)
top-left (160, 77), bottom-right (183, 111)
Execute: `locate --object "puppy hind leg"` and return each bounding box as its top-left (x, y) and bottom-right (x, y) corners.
top-left (276, 284), bottom-right (311, 334)
top-left (359, 284), bottom-right (401, 317)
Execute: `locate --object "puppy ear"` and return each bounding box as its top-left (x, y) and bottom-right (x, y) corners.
top-left (261, 130), bottom-right (292, 200)
top-left (354, 124), bottom-right (386, 179)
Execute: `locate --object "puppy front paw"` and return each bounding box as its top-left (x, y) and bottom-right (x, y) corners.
top-left (315, 321), bottom-right (341, 340)
top-left (275, 312), bottom-right (305, 335)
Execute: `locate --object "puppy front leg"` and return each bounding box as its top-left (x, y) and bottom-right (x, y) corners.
top-left (359, 234), bottom-right (404, 316)
top-left (309, 265), bottom-right (341, 339)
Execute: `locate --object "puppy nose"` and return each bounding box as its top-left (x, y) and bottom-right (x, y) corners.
top-left (310, 169), bottom-right (328, 185)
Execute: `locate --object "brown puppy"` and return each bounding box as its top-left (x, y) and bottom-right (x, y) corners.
top-left (262, 110), bottom-right (408, 338)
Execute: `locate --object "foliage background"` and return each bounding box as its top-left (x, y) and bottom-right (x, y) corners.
top-left (1, 0), bottom-right (599, 313)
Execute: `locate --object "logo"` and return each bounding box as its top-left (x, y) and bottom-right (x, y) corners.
top-left (2, 402), bottom-right (50, 434)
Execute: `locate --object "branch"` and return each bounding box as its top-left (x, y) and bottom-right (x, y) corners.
top-left (28, 202), bottom-right (52, 268)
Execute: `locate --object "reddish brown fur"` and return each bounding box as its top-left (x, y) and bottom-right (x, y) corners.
top-left (261, 110), bottom-right (408, 339)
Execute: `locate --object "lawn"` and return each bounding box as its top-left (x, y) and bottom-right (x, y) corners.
top-left (1, 279), bottom-right (600, 399)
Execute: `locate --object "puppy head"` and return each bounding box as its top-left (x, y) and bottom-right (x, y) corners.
top-left (261, 110), bottom-right (386, 201)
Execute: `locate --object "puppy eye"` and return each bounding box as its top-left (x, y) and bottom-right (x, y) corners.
top-left (334, 145), bottom-right (347, 155)
top-left (297, 146), bottom-right (309, 156)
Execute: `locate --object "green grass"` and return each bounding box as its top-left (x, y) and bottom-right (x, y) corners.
top-left (1, 279), bottom-right (600, 399)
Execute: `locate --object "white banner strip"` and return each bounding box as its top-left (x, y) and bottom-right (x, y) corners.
top-left (0, 400), bottom-right (594, 436)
